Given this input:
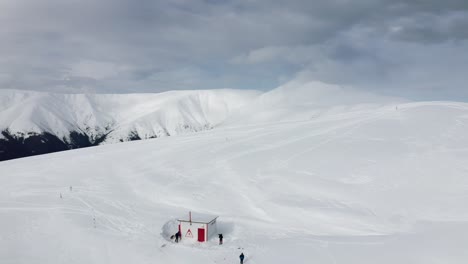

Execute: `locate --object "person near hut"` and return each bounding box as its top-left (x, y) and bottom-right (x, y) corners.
top-left (175, 230), bottom-right (181, 243)
top-left (218, 233), bottom-right (223, 245)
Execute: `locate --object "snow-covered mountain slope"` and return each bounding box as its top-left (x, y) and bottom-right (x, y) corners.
top-left (0, 89), bottom-right (259, 142)
top-left (223, 80), bottom-right (406, 125)
top-left (2, 84), bottom-right (468, 263)
top-left (0, 89), bottom-right (259, 160)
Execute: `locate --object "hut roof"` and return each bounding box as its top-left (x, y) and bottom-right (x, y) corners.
top-left (177, 212), bottom-right (218, 223)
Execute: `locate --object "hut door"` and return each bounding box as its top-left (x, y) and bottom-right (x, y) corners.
top-left (197, 228), bottom-right (205, 242)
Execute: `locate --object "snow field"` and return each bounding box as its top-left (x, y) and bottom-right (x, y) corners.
top-left (2, 84), bottom-right (468, 263)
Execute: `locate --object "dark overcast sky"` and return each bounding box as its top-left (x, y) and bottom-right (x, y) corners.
top-left (0, 0), bottom-right (467, 100)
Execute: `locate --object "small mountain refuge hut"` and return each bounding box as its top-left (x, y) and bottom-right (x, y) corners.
top-left (177, 212), bottom-right (218, 242)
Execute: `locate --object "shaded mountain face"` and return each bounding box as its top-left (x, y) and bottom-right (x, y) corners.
top-left (0, 130), bottom-right (108, 161)
top-left (0, 89), bottom-right (259, 161)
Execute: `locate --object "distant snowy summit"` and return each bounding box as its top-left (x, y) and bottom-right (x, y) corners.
top-left (0, 89), bottom-right (260, 161)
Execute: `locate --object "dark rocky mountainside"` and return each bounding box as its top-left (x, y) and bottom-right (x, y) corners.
top-left (0, 130), bottom-right (108, 161)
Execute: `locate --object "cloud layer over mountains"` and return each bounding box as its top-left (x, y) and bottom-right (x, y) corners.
top-left (0, 0), bottom-right (467, 100)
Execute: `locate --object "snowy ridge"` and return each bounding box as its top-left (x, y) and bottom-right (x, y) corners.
top-left (223, 80), bottom-right (406, 126)
top-left (0, 89), bottom-right (260, 143)
top-left (1, 82), bottom-right (468, 263)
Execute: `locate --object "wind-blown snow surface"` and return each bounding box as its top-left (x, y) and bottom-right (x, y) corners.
top-left (2, 84), bottom-right (468, 263)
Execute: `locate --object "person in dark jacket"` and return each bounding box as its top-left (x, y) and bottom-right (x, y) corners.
top-left (239, 253), bottom-right (245, 264)
top-left (175, 231), bottom-right (181, 243)
top-left (218, 234), bottom-right (223, 245)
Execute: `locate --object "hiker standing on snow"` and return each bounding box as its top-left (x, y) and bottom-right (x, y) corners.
top-left (175, 230), bottom-right (181, 243)
top-left (239, 253), bottom-right (245, 264)
top-left (218, 234), bottom-right (223, 245)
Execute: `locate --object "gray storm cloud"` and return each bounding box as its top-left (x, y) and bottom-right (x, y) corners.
top-left (0, 0), bottom-right (467, 100)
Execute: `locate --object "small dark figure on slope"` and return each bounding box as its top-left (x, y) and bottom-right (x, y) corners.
top-left (174, 231), bottom-right (181, 243)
